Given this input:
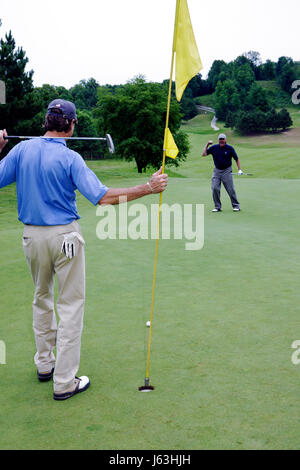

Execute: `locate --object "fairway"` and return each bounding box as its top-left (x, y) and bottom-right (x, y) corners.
top-left (1, 111), bottom-right (300, 450)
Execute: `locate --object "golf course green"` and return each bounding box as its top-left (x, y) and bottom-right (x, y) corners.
top-left (1, 108), bottom-right (300, 450)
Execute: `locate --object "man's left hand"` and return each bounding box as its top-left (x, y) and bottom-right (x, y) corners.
top-left (0, 129), bottom-right (7, 153)
top-left (149, 167), bottom-right (168, 193)
top-left (238, 169), bottom-right (243, 175)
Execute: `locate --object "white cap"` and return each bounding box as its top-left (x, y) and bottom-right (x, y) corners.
top-left (218, 133), bottom-right (227, 140)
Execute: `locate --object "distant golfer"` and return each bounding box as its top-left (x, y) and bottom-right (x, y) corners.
top-left (0, 99), bottom-right (168, 401)
top-left (202, 133), bottom-right (242, 212)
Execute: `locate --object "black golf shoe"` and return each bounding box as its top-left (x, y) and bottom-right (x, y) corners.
top-left (37, 367), bottom-right (54, 382)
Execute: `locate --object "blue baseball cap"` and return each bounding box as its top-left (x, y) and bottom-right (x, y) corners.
top-left (47, 99), bottom-right (77, 121)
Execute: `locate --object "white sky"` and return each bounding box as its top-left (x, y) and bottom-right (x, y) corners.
top-left (1, 0), bottom-right (299, 89)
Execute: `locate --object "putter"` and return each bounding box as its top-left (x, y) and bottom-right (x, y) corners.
top-left (232, 173), bottom-right (253, 176)
top-left (4, 133), bottom-right (115, 154)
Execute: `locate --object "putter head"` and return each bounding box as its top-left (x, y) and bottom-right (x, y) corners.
top-left (105, 134), bottom-right (115, 154)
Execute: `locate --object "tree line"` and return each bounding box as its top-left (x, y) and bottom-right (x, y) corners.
top-left (0, 24), bottom-right (298, 172)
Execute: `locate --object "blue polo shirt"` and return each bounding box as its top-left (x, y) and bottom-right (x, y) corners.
top-left (0, 138), bottom-right (109, 225)
top-left (207, 144), bottom-right (238, 170)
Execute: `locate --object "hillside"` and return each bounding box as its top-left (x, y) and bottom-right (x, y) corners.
top-left (257, 80), bottom-right (296, 108)
top-left (196, 80), bottom-right (299, 112)
top-left (173, 105), bottom-right (300, 180)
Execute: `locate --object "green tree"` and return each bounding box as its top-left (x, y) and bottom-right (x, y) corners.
top-left (235, 110), bottom-right (267, 134)
top-left (242, 51), bottom-right (262, 78)
top-left (235, 108), bottom-right (293, 134)
top-left (278, 63), bottom-right (297, 93)
top-left (277, 108), bottom-right (293, 130)
top-left (215, 79), bottom-right (240, 121)
top-left (96, 77), bottom-right (189, 173)
top-left (224, 111), bottom-right (237, 129)
top-left (186, 73), bottom-right (210, 97)
top-left (234, 55), bottom-right (252, 68)
top-left (0, 29), bottom-right (34, 135)
top-left (276, 56), bottom-right (293, 76)
top-left (161, 78), bottom-right (197, 120)
top-left (243, 51), bottom-right (262, 68)
top-left (258, 60), bottom-right (275, 80)
top-left (70, 78), bottom-right (99, 110)
top-left (180, 86), bottom-right (198, 120)
top-left (265, 109), bottom-right (280, 132)
top-left (207, 60), bottom-right (229, 91)
top-left (0, 30), bottom-right (33, 102)
top-left (245, 83), bottom-right (270, 112)
top-left (233, 63), bottom-right (255, 100)
top-left (28, 84), bottom-right (72, 110)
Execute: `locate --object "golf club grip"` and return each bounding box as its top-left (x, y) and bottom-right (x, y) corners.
top-left (4, 136), bottom-right (27, 140)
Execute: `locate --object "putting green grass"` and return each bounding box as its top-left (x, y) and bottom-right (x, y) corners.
top-left (1, 111), bottom-right (300, 450)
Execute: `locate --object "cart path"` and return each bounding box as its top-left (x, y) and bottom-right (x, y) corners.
top-left (196, 105), bottom-right (220, 131)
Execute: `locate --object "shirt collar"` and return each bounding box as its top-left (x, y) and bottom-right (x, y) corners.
top-left (42, 137), bottom-right (67, 146)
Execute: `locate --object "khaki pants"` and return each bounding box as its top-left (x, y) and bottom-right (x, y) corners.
top-left (22, 221), bottom-right (85, 393)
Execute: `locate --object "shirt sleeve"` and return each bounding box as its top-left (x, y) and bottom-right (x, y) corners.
top-left (206, 145), bottom-right (215, 155)
top-left (0, 145), bottom-right (18, 188)
top-left (70, 153), bottom-right (109, 205)
top-left (230, 146), bottom-right (238, 161)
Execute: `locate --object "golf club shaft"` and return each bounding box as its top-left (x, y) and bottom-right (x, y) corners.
top-left (4, 133), bottom-right (115, 154)
top-left (5, 136), bottom-right (106, 141)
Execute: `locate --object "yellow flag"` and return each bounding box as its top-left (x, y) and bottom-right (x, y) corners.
top-left (174, 0), bottom-right (202, 101)
top-left (164, 128), bottom-right (179, 159)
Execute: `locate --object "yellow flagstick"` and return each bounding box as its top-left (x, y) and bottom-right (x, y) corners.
top-left (139, 0), bottom-right (202, 391)
top-left (139, 1), bottom-right (180, 392)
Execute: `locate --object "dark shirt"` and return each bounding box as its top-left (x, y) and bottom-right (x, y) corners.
top-left (207, 144), bottom-right (238, 170)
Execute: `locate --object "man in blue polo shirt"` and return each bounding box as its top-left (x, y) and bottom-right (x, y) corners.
top-left (0, 99), bottom-right (168, 400)
top-left (202, 133), bottom-right (242, 212)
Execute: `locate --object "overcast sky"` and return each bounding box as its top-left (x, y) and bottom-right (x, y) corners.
top-left (1, 0), bottom-right (299, 89)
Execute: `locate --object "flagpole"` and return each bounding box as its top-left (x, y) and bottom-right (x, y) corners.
top-left (140, 0), bottom-right (202, 391)
top-left (140, 0), bottom-right (180, 391)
